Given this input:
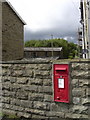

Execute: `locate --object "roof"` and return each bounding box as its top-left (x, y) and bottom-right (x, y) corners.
top-left (24, 47), bottom-right (62, 52)
top-left (1, 0), bottom-right (26, 25)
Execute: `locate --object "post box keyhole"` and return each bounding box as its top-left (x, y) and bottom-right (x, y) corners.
top-left (57, 96), bottom-right (60, 100)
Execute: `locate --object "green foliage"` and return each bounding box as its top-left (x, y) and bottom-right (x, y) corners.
top-left (25, 38), bottom-right (78, 59)
top-left (0, 112), bottom-right (19, 119)
top-left (0, 112), bottom-right (4, 117)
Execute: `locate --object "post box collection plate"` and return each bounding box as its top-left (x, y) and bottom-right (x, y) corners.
top-left (58, 78), bottom-right (64, 88)
top-left (53, 64), bottom-right (69, 103)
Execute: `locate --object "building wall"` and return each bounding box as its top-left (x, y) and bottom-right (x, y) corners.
top-left (2, 2), bottom-right (24, 61)
top-left (24, 51), bottom-right (62, 58)
top-left (88, 1), bottom-right (90, 58)
top-left (1, 60), bottom-right (89, 119)
top-left (0, 1), bottom-right (2, 61)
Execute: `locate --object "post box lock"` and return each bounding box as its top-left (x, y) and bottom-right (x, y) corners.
top-left (53, 64), bottom-right (69, 103)
top-left (57, 96), bottom-right (60, 100)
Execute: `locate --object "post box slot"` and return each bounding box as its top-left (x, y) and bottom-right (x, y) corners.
top-left (55, 68), bottom-right (67, 71)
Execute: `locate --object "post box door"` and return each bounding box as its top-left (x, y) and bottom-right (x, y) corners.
top-left (53, 64), bottom-right (69, 103)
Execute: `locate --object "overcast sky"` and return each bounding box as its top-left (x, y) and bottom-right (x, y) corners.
top-left (8, 0), bottom-right (80, 43)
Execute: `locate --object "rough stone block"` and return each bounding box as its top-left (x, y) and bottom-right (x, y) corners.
top-left (10, 77), bottom-right (17, 83)
top-left (10, 98), bottom-right (21, 106)
top-left (29, 93), bottom-right (44, 101)
top-left (20, 100), bottom-right (32, 108)
top-left (1, 76), bottom-right (10, 82)
top-left (17, 77), bottom-right (29, 84)
top-left (65, 113), bottom-right (88, 119)
top-left (37, 64), bottom-right (52, 70)
top-left (43, 79), bottom-right (52, 86)
top-left (71, 71), bottom-right (89, 79)
top-left (17, 112), bottom-right (31, 118)
top-left (11, 70), bottom-right (24, 77)
top-left (43, 86), bottom-right (52, 95)
top-left (44, 95), bottom-right (53, 102)
top-left (2, 109), bottom-right (17, 116)
top-left (10, 84), bottom-right (21, 91)
top-left (2, 76), bottom-right (17, 83)
top-left (72, 63), bottom-right (89, 71)
top-left (73, 97), bottom-right (81, 104)
top-left (16, 90), bottom-right (28, 100)
top-left (86, 88), bottom-right (90, 96)
top-left (10, 105), bottom-right (24, 112)
top-left (82, 98), bottom-right (90, 105)
top-left (79, 79), bottom-right (90, 87)
top-left (70, 105), bottom-right (88, 115)
top-left (72, 88), bottom-right (86, 97)
top-left (2, 83), bottom-right (10, 91)
top-left (11, 69), bottom-right (33, 77)
top-left (33, 101), bottom-right (50, 110)
top-left (11, 99), bottom-right (32, 109)
top-left (13, 64), bottom-right (26, 70)
top-left (38, 86), bottom-right (43, 93)
top-left (30, 78), bottom-right (43, 85)
top-left (31, 109), bottom-right (45, 116)
top-left (2, 97), bottom-right (10, 104)
top-left (46, 111), bottom-right (64, 118)
top-left (3, 103), bottom-right (11, 109)
top-left (48, 118), bottom-right (63, 120)
top-left (2, 90), bottom-right (15, 97)
top-left (25, 108), bottom-right (32, 113)
top-left (24, 69), bottom-right (33, 77)
top-left (34, 70), bottom-right (50, 79)
top-left (22, 85), bottom-right (38, 92)
top-left (2, 64), bottom-right (12, 69)
top-left (32, 114), bottom-right (48, 119)
top-left (26, 64), bottom-right (37, 69)
top-left (50, 103), bottom-right (69, 112)
top-left (71, 79), bottom-right (79, 88)
top-left (2, 69), bottom-right (11, 76)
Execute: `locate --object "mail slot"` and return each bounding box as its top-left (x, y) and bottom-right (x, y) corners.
top-left (53, 64), bottom-right (69, 103)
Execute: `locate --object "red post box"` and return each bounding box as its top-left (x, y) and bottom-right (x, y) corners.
top-left (53, 64), bottom-right (69, 103)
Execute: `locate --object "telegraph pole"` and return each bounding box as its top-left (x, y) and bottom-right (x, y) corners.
top-left (83, 0), bottom-right (88, 58)
top-left (80, 0), bottom-right (89, 59)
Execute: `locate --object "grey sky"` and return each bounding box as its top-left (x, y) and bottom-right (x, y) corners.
top-left (8, 0), bottom-right (80, 43)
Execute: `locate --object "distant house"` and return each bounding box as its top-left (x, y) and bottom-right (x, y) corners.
top-left (24, 47), bottom-right (63, 59)
top-left (0, 0), bottom-right (26, 61)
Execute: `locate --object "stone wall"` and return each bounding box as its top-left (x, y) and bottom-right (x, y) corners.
top-left (0, 60), bottom-right (89, 119)
top-left (2, 2), bottom-right (24, 61)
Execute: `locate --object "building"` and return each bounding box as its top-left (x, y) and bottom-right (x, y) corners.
top-left (24, 47), bottom-right (63, 59)
top-left (79, 0), bottom-right (90, 59)
top-left (88, 0), bottom-right (90, 58)
top-left (0, 0), bottom-right (26, 61)
top-left (0, 1), bottom-right (2, 61)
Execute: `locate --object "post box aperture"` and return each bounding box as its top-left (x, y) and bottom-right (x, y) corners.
top-left (53, 64), bottom-right (69, 103)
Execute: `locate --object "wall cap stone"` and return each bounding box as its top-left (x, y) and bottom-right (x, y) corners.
top-left (1, 59), bottom-right (90, 64)
top-left (0, 59), bottom-right (52, 64)
top-left (53, 59), bottom-right (90, 64)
